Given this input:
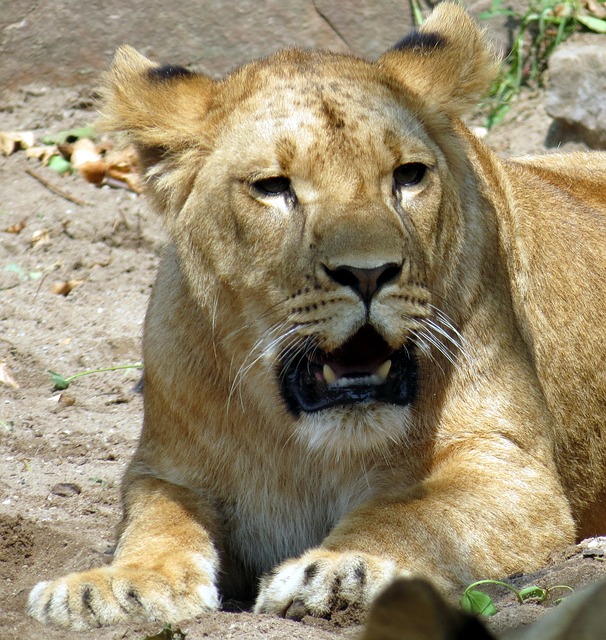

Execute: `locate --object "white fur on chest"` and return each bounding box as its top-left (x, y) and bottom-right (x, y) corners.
top-left (223, 465), bottom-right (376, 575)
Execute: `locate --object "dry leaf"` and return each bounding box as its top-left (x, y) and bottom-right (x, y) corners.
top-left (26, 144), bottom-right (59, 165)
top-left (57, 141), bottom-right (75, 160)
top-left (51, 279), bottom-right (84, 296)
top-left (107, 167), bottom-right (143, 193)
top-left (0, 130), bottom-right (35, 156)
top-left (553, 3), bottom-right (571, 16)
top-left (105, 144), bottom-right (138, 165)
top-left (31, 229), bottom-right (50, 247)
top-left (95, 139), bottom-right (113, 155)
top-left (0, 362), bottom-right (19, 389)
top-left (75, 142), bottom-right (142, 192)
top-left (79, 159), bottom-right (109, 185)
top-left (585, 0), bottom-right (606, 18)
top-left (71, 138), bottom-right (101, 168)
top-left (105, 144), bottom-right (142, 193)
top-left (4, 219), bottom-right (27, 234)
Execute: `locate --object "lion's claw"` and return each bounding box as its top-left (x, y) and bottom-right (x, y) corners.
top-left (255, 549), bottom-right (400, 619)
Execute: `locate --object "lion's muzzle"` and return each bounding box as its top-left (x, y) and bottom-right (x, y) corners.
top-left (279, 324), bottom-right (418, 414)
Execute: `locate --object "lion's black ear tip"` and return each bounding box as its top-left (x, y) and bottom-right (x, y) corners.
top-left (148, 64), bottom-right (193, 81)
top-left (392, 30), bottom-right (447, 52)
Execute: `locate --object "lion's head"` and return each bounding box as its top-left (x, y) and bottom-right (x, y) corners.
top-left (101, 4), bottom-right (498, 455)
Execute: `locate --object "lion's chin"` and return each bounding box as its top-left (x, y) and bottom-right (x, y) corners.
top-left (278, 324), bottom-right (418, 415)
top-left (294, 403), bottom-right (416, 457)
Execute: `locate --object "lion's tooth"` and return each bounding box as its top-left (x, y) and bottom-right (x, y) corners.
top-left (377, 360), bottom-right (392, 380)
top-left (323, 364), bottom-right (338, 384)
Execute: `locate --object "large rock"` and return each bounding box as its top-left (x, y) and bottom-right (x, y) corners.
top-left (0, 0), bottom-right (523, 96)
top-left (0, 0), bottom-right (410, 95)
top-left (545, 35), bottom-right (606, 149)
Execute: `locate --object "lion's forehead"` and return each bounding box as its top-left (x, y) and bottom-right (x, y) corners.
top-left (223, 76), bottom-right (427, 170)
top-left (260, 76), bottom-right (394, 115)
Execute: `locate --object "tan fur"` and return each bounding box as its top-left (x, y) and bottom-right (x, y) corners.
top-left (361, 578), bottom-right (492, 639)
top-left (27, 3), bottom-right (606, 629)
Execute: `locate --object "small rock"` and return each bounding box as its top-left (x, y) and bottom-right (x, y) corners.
top-left (57, 392), bottom-right (76, 407)
top-left (545, 35), bottom-right (606, 148)
top-left (581, 536), bottom-right (606, 557)
top-left (50, 482), bottom-right (81, 497)
top-left (0, 362), bottom-right (19, 389)
top-left (471, 126), bottom-right (488, 139)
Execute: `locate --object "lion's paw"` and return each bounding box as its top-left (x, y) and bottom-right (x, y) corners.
top-left (254, 549), bottom-right (401, 620)
top-left (27, 553), bottom-right (219, 630)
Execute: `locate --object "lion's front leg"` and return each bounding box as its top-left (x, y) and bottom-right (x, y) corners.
top-left (256, 444), bottom-right (575, 619)
top-left (27, 477), bottom-right (221, 630)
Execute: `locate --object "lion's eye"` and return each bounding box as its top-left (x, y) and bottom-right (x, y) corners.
top-left (252, 176), bottom-right (292, 197)
top-left (393, 163), bottom-right (427, 188)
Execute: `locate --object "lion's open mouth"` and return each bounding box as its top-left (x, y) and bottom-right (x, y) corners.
top-left (279, 324), bottom-right (418, 414)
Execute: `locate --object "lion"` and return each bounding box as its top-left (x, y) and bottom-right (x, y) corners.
top-left (27, 2), bottom-right (606, 630)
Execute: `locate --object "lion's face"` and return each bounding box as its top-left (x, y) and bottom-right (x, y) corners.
top-left (174, 58), bottom-right (451, 450)
top-left (102, 41), bottom-right (495, 453)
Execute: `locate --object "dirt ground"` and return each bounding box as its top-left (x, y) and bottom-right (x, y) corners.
top-left (1, 85), bottom-right (604, 640)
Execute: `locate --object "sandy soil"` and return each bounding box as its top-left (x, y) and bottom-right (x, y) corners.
top-left (1, 85), bottom-right (603, 640)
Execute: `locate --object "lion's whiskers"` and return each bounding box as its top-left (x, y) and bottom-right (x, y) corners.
top-left (226, 319), bottom-right (296, 416)
top-left (209, 290), bottom-right (221, 364)
top-left (409, 303), bottom-right (474, 379)
top-left (277, 337), bottom-right (309, 379)
top-left (218, 296), bottom-right (292, 347)
top-left (428, 304), bottom-right (474, 366)
top-left (219, 311), bottom-right (291, 414)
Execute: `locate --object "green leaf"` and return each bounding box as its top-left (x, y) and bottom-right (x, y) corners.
top-left (43, 126), bottom-right (96, 146)
top-left (47, 154), bottom-right (72, 175)
top-left (4, 263), bottom-right (26, 277)
top-left (48, 370), bottom-right (70, 390)
top-left (3, 264), bottom-right (43, 281)
top-left (479, 6), bottom-right (516, 19)
top-left (89, 477), bottom-right (108, 486)
top-left (460, 589), bottom-right (498, 616)
top-left (518, 585), bottom-right (547, 601)
top-left (478, 0), bottom-right (516, 18)
top-left (409, 0), bottom-right (425, 26)
top-left (547, 584), bottom-right (574, 604)
top-left (577, 14), bottom-right (606, 33)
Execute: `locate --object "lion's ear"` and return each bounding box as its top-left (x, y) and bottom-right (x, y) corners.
top-left (98, 45), bottom-right (215, 163)
top-left (376, 3), bottom-right (499, 117)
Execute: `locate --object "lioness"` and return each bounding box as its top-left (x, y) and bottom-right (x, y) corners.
top-left (28, 3), bottom-right (606, 630)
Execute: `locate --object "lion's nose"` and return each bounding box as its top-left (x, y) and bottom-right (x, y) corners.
top-left (324, 262), bottom-right (402, 305)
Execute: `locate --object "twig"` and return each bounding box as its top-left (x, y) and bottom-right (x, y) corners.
top-left (25, 167), bottom-right (92, 207)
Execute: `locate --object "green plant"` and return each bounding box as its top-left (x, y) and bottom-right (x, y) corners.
top-left (479, 0), bottom-right (606, 127)
top-left (48, 363), bottom-right (143, 390)
top-left (43, 126), bottom-right (96, 146)
top-left (89, 477), bottom-right (111, 487)
top-left (142, 624), bottom-right (187, 640)
top-left (410, 0), bottom-right (426, 26)
top-left (461, 579), bottom-right (574, 616)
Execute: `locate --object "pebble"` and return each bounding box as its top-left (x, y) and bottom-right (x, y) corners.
top-left (50, 482), bottom-right (82, 497)
top-left (581, 536), bottom-right (606, 558)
